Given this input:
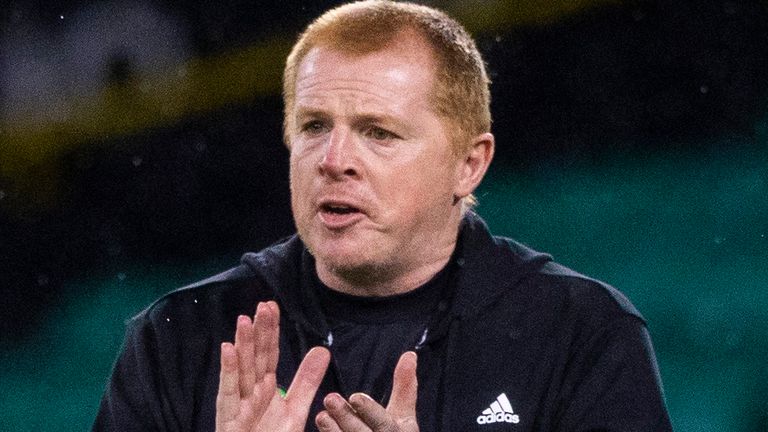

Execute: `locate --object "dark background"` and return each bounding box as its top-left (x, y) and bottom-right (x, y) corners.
top-left (1, 0), bottom-right (767, 429)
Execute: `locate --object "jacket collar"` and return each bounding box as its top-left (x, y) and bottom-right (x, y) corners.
top-left (241, 236), bottom-right (329, 340)
top-left (449, 211), bottom-right (552, 320)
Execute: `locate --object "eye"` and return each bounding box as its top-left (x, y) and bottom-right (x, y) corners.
top-left (364, 126), bottom-right (398, 142)
top-left (301, 120), bottom-right (328, 136)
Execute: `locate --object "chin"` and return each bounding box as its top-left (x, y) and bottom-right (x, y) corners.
top-left (313, 238), bottom-right (390, 275)
top-left (314, 242), bottom-right (370, 268)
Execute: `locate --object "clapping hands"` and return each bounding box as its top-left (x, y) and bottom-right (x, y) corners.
top-left (215, 301), bottom-right (419, 432)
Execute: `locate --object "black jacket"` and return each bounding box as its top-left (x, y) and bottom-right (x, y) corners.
top-left (94, 213), bottom-right (672, 431)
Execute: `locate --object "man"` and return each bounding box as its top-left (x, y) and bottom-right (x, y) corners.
top-left (95, 1), bottom-right (672, 431)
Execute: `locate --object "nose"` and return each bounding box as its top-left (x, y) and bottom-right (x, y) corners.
top-left (318, 127), bottom-right (358, 179)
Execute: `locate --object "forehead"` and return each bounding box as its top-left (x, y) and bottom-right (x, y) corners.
top-left (294, 32), bottom-right (438, 111)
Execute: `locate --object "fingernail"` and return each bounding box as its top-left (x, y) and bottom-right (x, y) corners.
top-left (316, 412), bottom-right (330, 428)
top-left (349, 392), bottom-right (372, 408)
top-left (325, 393), bottom-right (344, 410)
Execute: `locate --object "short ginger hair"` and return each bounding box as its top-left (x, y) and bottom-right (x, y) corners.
top-left (282, 0), bottom-right (491, 155)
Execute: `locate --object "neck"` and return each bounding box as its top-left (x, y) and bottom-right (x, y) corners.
top-left (316, 239), bottom-right (455, 297)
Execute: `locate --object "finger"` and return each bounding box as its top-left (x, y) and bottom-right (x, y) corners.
top-left (324, 392), bottom-right (371, 432)
top-left (315, 410), bottom-right (343, 432)
top-left (215, 342), bottom-right (241, 426)
top-left (286, 347), bottom-right (331, 416)
top-left (386, 351), bottom-right (418, 420)
top-left (253, 301), bottom-right (280, 384)
top-left (264, 302), bottom-right (281, 372)
top-left (349, 393), bottom-right (394, 431)
top-left (234, 315), bottom-right (256, 397)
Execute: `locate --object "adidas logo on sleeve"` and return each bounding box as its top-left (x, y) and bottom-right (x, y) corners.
top-left (476, 393), bottom-right (520, 425)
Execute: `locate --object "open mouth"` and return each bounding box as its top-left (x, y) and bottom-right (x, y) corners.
top-left (317, 201), bottom-right (365, 228)
top-left (320, 203), bottom-right (361, 215)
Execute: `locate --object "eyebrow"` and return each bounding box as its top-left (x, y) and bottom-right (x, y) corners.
top-left (294, 105), bottom-right (400, 126)
top-left (294, 107), bottom-right (328, 120)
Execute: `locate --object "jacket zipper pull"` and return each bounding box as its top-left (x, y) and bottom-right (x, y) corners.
top-left (414, 328), bottom-right (429, 350)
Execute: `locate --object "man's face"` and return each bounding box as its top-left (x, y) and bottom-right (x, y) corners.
top-left (288, 32), bottom-right (466, 288)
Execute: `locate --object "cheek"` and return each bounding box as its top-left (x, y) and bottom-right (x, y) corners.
top-left (382, 161), bottom-right (455, 214)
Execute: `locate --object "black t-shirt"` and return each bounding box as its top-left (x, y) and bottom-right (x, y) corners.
top-left (313, 265), bottom-right (450, 402)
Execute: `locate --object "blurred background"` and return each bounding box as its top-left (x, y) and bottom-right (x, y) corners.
top-left (0, 0), bottom-right (766, 430)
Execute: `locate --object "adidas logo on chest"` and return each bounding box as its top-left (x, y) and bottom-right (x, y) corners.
top-left (476, 393), bottom-right (520, 425)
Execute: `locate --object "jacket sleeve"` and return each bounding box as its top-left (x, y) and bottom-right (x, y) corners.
top-left (556, 315), bottom-right (673, 431)
top-left (92, 314), bottom-right (172, 432)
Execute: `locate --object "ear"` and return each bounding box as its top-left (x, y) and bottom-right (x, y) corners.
top-left (454, 132), bottom-right (495, 199)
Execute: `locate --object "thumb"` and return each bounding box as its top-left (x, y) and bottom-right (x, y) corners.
top-left (387, 351), bottom-right (418, 419)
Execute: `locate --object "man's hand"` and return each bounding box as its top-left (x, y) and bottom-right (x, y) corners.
top-left (216, 301), bottom-right (331, 432)
top-left (314, 351), bottom-right (419, 432)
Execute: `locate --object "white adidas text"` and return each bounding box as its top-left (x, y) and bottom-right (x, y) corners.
top-left (476, 393), bottom-right (520, 425)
